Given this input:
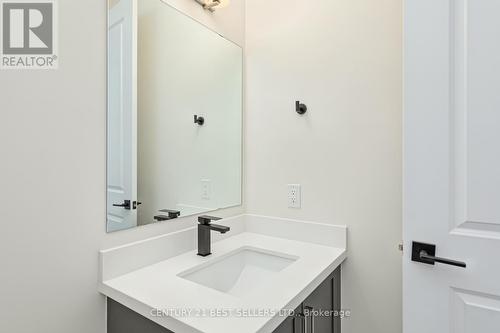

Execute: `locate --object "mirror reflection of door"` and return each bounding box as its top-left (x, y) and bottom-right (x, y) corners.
top-left (107, 0), bottom-right (138, 232)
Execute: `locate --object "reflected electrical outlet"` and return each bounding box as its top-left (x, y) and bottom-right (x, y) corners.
top-left (201, 179), bottom-right (212, 200)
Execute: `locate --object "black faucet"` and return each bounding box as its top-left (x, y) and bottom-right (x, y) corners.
top-left (153, 209), bottom-right (180, 222)
top-left (197, 215), bottom-right (230, 257)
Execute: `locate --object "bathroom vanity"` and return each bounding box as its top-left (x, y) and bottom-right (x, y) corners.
top-left (107, 267), bottom-right (341, 333)
top-left (99, 215), bottom-right (346, 333)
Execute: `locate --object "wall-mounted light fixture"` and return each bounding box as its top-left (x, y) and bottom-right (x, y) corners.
top-left (194, 0), bottom-right (230, 12)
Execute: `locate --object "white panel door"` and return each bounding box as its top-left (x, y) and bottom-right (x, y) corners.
top-left (107, 0), bottom-right (137, 232)
top-left (404, 0), bottom-right (500, 332)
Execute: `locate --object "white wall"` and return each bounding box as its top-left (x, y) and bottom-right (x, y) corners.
top-left (0, 1), bottom-right (245, 332)
top-left (245, 1), bottom-right (402, 333)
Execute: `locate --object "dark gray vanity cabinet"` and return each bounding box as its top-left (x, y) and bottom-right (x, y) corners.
top-left (107, 298), bottom-right (174, 333)
top-left (273, 312), bottom-right (299, 333)
top-left (108, 267), bottom-right (341, 333)
top-left (273, 266), bottom-right (341, 333)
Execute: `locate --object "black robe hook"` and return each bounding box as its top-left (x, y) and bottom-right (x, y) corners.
top-left (296, 101), bottom-right (307, 115)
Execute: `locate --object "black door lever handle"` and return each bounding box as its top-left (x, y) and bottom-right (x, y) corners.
top-left (113, 200), bottom-right (131, 210)
top-left (411, 241), bottom-right (466, 268)
top-left (419, 250), bottom-right (466, 268)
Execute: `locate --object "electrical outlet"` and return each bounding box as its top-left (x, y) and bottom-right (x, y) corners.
top-left (201, 179), bottom-right (211, 200)
top-left (288, 184), bottom-right (301, 208)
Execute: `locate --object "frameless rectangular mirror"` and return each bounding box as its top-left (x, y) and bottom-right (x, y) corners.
top-left (107, 0), bottom-right (242, 232)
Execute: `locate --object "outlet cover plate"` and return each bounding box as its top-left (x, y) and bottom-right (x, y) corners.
top-left (288, 184), bottom-right (301, 208)
top-left (201, 179), bottom-right (211, 200)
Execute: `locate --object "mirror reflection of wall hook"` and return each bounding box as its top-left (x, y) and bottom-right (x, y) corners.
top-left (194, 115), bottom-right (205, 125)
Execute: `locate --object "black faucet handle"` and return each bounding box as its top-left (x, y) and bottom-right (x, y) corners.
top-left (198, 215), bottom-right (222, 225)
top-left (159, 209), bottom-right (181, 218)
top-left (154, 215), bottom-right (171, 222)
top-left (209, 223), bottom-right (230, 234)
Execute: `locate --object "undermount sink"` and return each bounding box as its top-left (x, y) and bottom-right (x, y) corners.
top-left (178, 247), bottom-right (298, 297)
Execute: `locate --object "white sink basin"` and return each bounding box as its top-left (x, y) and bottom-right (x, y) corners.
top-left (178, 247), bottom-right (298, 297)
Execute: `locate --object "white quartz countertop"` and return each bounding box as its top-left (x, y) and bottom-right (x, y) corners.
top-left (99, 215), bottom-right (346, 333)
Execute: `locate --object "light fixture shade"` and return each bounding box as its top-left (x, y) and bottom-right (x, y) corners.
top-left (195, 0), bottom-right (230, 10)
top-left (215, 0), bottom-right (230, 8)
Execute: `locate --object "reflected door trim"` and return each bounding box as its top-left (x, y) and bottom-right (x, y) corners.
top-left (107, 0), bottom-right (138, 232)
